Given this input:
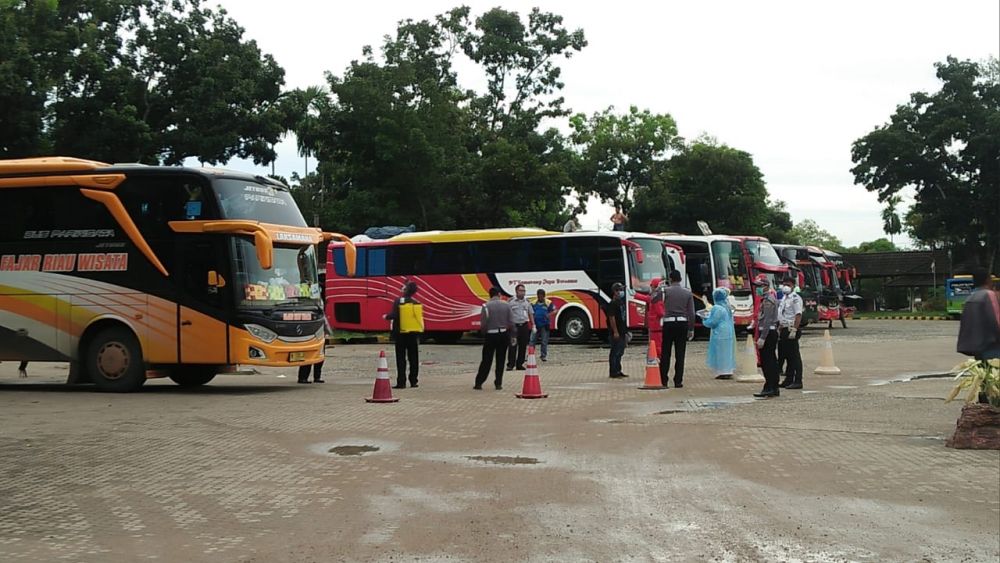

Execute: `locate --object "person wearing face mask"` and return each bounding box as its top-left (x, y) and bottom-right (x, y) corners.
top-left (777, 276), bottom-right (805, 389)
top-left (605, 282), bottom-right (629, 378)
top-left (703, 287), bottom-right (736, 379)
top-left (752, 274), bottom-right (781, 398)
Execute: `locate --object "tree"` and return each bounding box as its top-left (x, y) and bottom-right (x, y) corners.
top-left (310, 6), bottom-right (584, 233)
top-left (848, 238), bottom-right (898, 253)
top-left (569, 106), bottom-right (681, 210)
top-left (787, 219), bottom-right (844, 250)
top-left (880, 195), bottom-right (903, 244)
top-left (1, 0), bottom-right (288, 165)
top-left (851, 56), bottom-right (1000, 271)
top-left (628, 142), bottom-right (791, 239)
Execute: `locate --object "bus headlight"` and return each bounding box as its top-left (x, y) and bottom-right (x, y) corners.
top-left (315, 326), bottom-right (326, 340)
top-left (245, 323), bottom-right (277, 343)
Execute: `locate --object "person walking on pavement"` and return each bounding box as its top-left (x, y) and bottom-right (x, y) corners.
top-left (476, 287), bottom-right (514, 390)
top-left (956, 267), bottom-right (1000, 361)
top-left (753, 274), bottom-right (781, 398)
top-left (530, 289), bottom-right (555, 361)
top-left (635, 278), bottom-right (665, 359)
top-left (605, 282), bottom-right (629, 378)
top-left (777, 276), bottom-right (805, 389)
top-left (703, 287), bottom-right (736, 379)
top-left (660, 270), bottom-right (695, 388)
top-left (507, 284), bottom-right (533, 371)
top-left (298, 283), bottom-right (332, 384)
top-left (384, 281), bottom-right (423, 389)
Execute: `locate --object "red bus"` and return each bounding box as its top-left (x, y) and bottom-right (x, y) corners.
top-left (325, 229), bottom-right (684, 344)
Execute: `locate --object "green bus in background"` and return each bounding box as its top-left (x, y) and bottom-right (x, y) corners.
top-left (947, 275), bottom-right (1000, 318)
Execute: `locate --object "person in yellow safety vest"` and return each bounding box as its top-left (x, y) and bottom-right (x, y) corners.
top-left (385, 281), bottom-right (423, 389)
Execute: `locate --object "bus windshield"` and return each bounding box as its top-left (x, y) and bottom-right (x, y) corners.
top-left (745, 240), bottom-right (783, 267)
top-left (633, 238), bottom-right (668, 284)
top-left (233, 238), bottom-right (321, 308)
top-left (711, 240), bottom-right (749, 291)
top-left (213, 179), bottom-right (308, 227)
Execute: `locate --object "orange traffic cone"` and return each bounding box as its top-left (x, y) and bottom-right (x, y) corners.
top-left (639, 339), bottom-right (666, 389)
top-left (365, 350), bottom-right (399, 403)
top-left (813, 329), bottom-right (841, 375)
top-left (516, 346), bottom-right (548, 399)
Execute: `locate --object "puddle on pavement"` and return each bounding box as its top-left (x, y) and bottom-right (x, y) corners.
top-left (329, 445), bottom-right (380, 456)
top-left (653, 397), bottom-right (756, 415)
top-left (464, 455), bottom-right (541, 465)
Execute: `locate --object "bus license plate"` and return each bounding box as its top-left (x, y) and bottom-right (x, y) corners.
top-left (289, 352), bottom-right (306, 362)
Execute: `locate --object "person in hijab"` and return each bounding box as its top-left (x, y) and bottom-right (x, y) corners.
top-left (703, 287), bottom-right (736, 379)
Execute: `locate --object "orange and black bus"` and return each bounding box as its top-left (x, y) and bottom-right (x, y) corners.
top-left (0, 157), bottom-right (354, 391)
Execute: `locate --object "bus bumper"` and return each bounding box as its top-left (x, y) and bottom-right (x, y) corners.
top-left (229, 327), bottom-right (325, 366)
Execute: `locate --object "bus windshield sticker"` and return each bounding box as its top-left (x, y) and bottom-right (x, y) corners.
top-left (185, 201), bottom-right (203, 219)
top-left (243, 185), bottom-right (288, 206)
top-left (243, 282), bottom-right (319, 302)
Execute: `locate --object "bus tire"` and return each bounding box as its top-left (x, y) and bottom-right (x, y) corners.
top-left (559, 309), bottom-right (591, 344)
top-left (85, 326), bottom-right (146, 392)
top-left (168, 367), bottom-right (217, 387)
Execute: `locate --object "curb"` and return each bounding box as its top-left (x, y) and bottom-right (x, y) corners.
top-left (852, 316), bottom-right (952, 321)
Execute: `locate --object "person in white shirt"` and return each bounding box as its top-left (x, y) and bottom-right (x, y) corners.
top-left (777, 276), bottom-right (805, 389)
top-left (506, 284), bottom-right (534, 370)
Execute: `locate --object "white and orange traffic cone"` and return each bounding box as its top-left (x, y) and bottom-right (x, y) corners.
top-left (516, 346), bottom-right (548, 399)
top-left (734, 333), bottom-right (765, 382)
top-left (814, 329), bottom-right (841, 375)
top-left (639, 339), bottom-right (666, 390)
top-left (365, 350), bottom-right (400, 403)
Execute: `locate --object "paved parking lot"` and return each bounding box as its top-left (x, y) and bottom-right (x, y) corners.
top-left (0, 321), bottom-right (997, 562)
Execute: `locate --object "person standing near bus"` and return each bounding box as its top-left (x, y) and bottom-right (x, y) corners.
top-left (635, 278), bottom-right (665, 359)
top-left (957, 267), bottom-right (1000, 361)
top-left (610, 206), bottom-right (627, 231)
top-left (507, 284), bottom-right (534, 371)
top-left (660, 270), bottom-right (695, 388)
top-left (778, 276), bottom-right (805, 390)
top-left (753, 275), bottom-right (781, 398)
top-left (385, 281), bottom-right (423, 389)
top-left (703, 287), bottom-right (736, 379)
top-left (606, 282), bottom-right (629, 378)
top-left (530, 289), bottom-right (556, 361)
top-left (476, 287), bottom-right (514, 390)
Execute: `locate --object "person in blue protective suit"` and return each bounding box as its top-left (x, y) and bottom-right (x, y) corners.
top-left (703, 287), bottom-right (736, 379)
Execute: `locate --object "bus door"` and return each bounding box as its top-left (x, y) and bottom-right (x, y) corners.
top-left (175, 236), bottom-right (230, 364)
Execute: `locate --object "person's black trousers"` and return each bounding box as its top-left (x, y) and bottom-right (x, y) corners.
top-left (507, 323), bottom-right (531, 368)
top-left (778, 328), bottom-right (802, 383)
top-left (394, 333), bottom-right (420, 387)
top-left (760, 331), bottom-right (780, 392)
top-left (660, 321), bottom-right (688, 386)
top-left (298, 361), bottom-right (324, 382)
top-left (476, 332), bottom-right (508, 388)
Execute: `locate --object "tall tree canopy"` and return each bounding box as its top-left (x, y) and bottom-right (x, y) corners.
top-left (628, 142), bottom-right (791, 240)
top-left (787, 219), bottom-right (844, 250)
top-left (851, 56), bottom-right (999, 271)
top-left (302, 6), bottom-right (586, 233)
top-left (569, 105), bottom-right (681, 210)
top-left (0, 0), bottom-right (288, 165)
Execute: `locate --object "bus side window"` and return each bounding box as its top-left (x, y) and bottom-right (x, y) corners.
top-left (332, 247), bottom-right (367, 277)
top-left (426, 243), bottom-right (470, 275)
top-left (367, 248), bottom-right (386, 276)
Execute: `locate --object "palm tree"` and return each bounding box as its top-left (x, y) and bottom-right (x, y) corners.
top-left (881, 195), bottom-right (903, 244)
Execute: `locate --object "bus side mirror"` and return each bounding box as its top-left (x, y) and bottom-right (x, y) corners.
top-left (323, 232), bottom-right (357, 277)
top-left (255, 231), bottom-right (273, 270)
top-left (207, 271), bottom-right (226, 288)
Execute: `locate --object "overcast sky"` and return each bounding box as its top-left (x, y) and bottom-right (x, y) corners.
top-left (208, 0), bottom-right (999, 246)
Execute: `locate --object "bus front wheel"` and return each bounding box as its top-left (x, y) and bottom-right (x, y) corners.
top-left (169, 368), bottom-right (217, 387)
top-left (86, 326), bottom-right (146, 392)
top-left (559, 310), bottom-right (591, 344)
